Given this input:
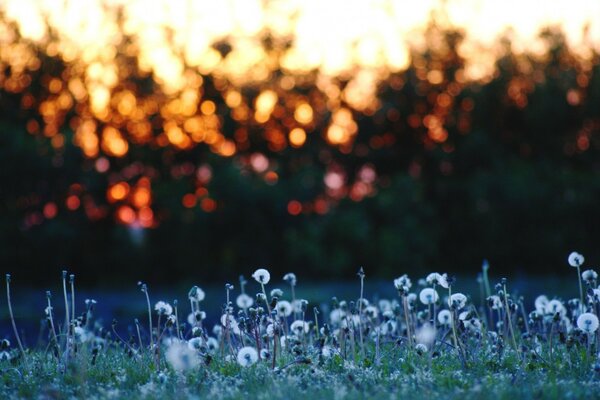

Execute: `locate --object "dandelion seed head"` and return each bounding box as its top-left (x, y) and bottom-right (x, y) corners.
top-left (252, 268), bottom-right (271, 284)
top-left (165, 340), bottom-right (200, 372)
top-left (154, 301), bottom-right (173, 316)
top-left (577, 313), bottom-right (599, 333)
top-left (419, 288), bottom-right (439, 305)
top-left (237, 346), bottom-right (258, 367)
top-left (568, 252), bottom-right (585, 268)
top-left (236, 293), bottom-right (254, 309)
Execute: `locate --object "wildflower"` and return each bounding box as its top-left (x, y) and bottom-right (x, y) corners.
top-left (290, 320), bottom-right (310, 335)
top-left (237, 346), bottom-right (259, 367)
top-left (419, 288), bottom-right (439, 305)
top-left (416, 323), bottom-right (436, 347)
top-left (448, 293), bottom-right (467, 309)
top-left (165, 340), bottom-right (200, 372)
top-left (73, 326), bottom-right (91, 343)
top-left (187, 311), bottom-right (206, 325)
top-left (276, 300), bottom-right (293, 317)
top-left (577, 313), bottom-right (599, 333)
top-left (188, 337), bottom-right (204, 351)
top-left (437, 309), bottom-right (452, 325)
top-left (260, 349), bottom-right (270, 360)
top-left (534, 295), bottom-right (549, 314)
top-left (270, 288), bottom-right (283, 298)
top-left (487, 295), bottom-right (503, 310)
top-left (252, 268), bottom-right (271, 284)
top-left (236, 293), bottom-right (254, 309)
top-left (407, 293), bottom-right (417, 309)
top-left (154, 301), bottom-right (173, 316)
top-left (545, 299), bottom-right (566, 317)
top-left (206, 337), bottom-right (219, 353)
top-left (283, 273), bottom-right (297, 286)
top-left (415, 343), bottom-right (428, 355)
top-left (378, 299), bottom-right (392, 312)
top-left (364, 305), bottom-right (379, 319)
top-left (394, 275), bottom-right (412, 292)
top-left (188, 286), bottom-right (205, 302)
top-left (582, 270), bottom-right (598, 283)
top-left (0, 351), bottom-right (10, 361)
top-left (568, 252), bottom-right (585, 267)
top-left (426, 273), bottom-right (449, 289)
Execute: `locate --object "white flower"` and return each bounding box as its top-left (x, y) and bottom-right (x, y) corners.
top-left (322, 345), bottom-right (336, 358)
top-left (364, 305), bottom-right (379, 319)
top-left (0, 351), bottom-right (10, 361)
top-left (260, 349), bottom-right (270, 359)
top-left (237, 346), bottom-right (259, 367)
top-left (73, 326), bottom-right (92, 343)
top-left (188, 337), bottom-right (204, 350)
top-left (416, 323), bottom-right (436, 347)
top-left (165, 340), bottom-right (200, 372)
top-left (378, 299), bottom-right (392, 312)
top-left (534, 295), bottom-right (549, 314)
top-left (252, 268), bottom-right (271, 284)
top-left (236, 293), bottom-right (254, 309)
top-left (154, 301), bottom-right (173, 316)
top-left (582, 270), bottom-right (598, 282)
top-left (206, 337), bottom-right (219, 353)
top-left (448, 293), bottom-right (467, 309)
top-left (568, 252), bottom-right (585, 267)
top-left (276, 300), bottom-right (293, 317)
top-left (545, 299), bottom-right (566, 317)
top-left (393, 275), bottom-right (412, 290)
top-left (426, 273), bottom-right (449, 289)
top-left (577, 313), bottom-right (599, 333)
top-left (188, 286), bottom-right (205, 302)
top-left (419, 288), bottom-right (439, 305)
top-left (283, 273), bottom-right (297, 286)
top-left (437, 309), bottom-right (452, 325)
top-left (487, 295), bottom-right (503, 310)
top-left (415, 343), bottom-right (428, 354)
top-left (290, 320), bottom-right (310, 335)
top-left (187, 311), bottom-right (205, 325)
top-left (330, 309), bottom-right (343, 325)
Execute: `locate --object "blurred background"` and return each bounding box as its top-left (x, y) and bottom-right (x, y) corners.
top-left (1, 0), bottom-right (599, 288)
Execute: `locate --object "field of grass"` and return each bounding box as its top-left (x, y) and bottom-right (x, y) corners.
top-left (2, 256), bottom-right (600, 399)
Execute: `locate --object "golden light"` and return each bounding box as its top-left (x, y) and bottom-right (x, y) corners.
top-left (289, 128), bottom-right (307, 148)
top-left (108, 182), bottom-right (130, 202)
top-left (294, 103), bottom-right (313, 125)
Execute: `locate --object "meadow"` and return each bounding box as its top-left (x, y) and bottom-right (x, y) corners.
top-left (1, 253), bottom-right (600, 399)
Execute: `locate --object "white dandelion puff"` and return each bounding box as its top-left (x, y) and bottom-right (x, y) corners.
top-left (419, 288), bottom-right (439, 305)
top-left (237, 346), bottom-right (259, 367)
top-left (568, 252), bottom-right (585, 268)
top-left (252, 268), bottom-right (271, 284)
top-left (577, 313), bottom-right (599, 333)
top-left (236, 293), bottom-right (254, 309)
top-left (165, 340), bottom-right (200, 372)
top-left (154, 301), bottom-right (173, 316)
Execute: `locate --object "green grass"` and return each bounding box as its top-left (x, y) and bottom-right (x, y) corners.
top-left (1, 344), bottom-right (599, 399)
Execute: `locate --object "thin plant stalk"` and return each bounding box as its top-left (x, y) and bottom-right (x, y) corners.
top-left (5, 274), bottom-right (27, 364)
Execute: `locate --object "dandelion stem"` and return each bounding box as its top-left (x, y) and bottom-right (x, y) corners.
top-left (5, 275), bottom-right (27, 365)
top-left (577, 265), bottom-right (585, 315)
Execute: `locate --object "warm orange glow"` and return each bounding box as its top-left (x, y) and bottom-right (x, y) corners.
top-left (117, 205), bottom-right (136, 224)
top-left (294, 103), bottom-right (313, 125)
top-left (101, 126), bottom-right (128, 157)
top-left (289, 127), bottom-right (307, 148)
top-left (131, 187), bottom-right (151, 208)
top-left (108, 182), bottom-right (130, 202)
